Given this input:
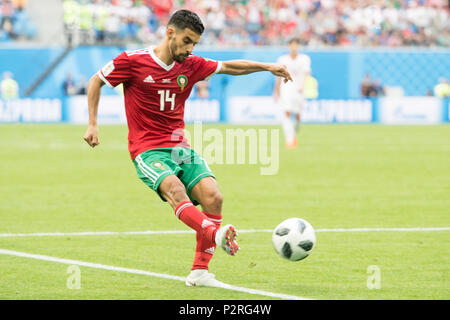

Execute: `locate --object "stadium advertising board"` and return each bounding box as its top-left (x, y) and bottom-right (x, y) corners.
top-left (184, 99), bottom-right (221, 123)
top-left (302, 99), bottom-right (373, 123)
top-left (0, 99), bottom-right (62, 123)
top-left (68, 95), bottom-right (220, 124)
top-left (68, 95), bottom-right (127, 124)
top-left (379, 97), bottom-right (442, 125)
top-left (228, 97), bottom-right (373, 124)
top-left (228, 97), bottom-right (282, 124)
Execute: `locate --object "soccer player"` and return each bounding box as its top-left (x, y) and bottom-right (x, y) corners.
top-left (273, 38), bottom-right (311, 149)
top-left (83, 10), bottom-right (292, 287)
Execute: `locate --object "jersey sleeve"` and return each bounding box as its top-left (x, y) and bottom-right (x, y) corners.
top-left (97, 51), bottom-right (132, 88)
top-left (191, 56), bottom-right (222, 82)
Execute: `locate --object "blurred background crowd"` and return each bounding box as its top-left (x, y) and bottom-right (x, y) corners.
top-left (0, 0), bottom-right (36, 41)
top-left (2, 0), bottom-right (448, 47)
top-left (62, 0), bottom-right (450, 47)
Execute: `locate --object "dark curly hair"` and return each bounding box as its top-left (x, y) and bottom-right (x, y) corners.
top-left (168, 10), bottom-right (205, 35)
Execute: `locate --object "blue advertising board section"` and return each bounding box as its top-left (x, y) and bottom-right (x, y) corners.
top-left (0, 46), bottom-right (448, 124)
top-left (0, 47), bottom-right (65, 97)
top-left (0, 98), bottom-right (62, 123)
top-left (445, 99), bottom-right (450, 123)
top-left (11, 46), bottom-right (447, 101)
top-left (1, 96), bottom-right (448, 125)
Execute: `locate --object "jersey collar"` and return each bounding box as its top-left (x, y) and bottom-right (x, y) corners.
top-left (148, 46), bottom-right (175, 71)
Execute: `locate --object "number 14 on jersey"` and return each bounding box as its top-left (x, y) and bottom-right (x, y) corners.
top-left (158, 90), bottom-right (176, 111)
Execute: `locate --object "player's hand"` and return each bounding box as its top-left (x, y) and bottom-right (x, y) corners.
top-left (84, 125), bottom-right (100, 148)
top-left (268, 63), bottom-right (292, 83)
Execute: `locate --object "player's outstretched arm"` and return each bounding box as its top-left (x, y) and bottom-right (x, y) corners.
top-left (83, 74), bottom-right (105, 148)
top-left (218, 60), bottom-right (292, 83)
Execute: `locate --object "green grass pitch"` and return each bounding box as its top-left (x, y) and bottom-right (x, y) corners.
top-left (0, 124), bottom-right (449, 300)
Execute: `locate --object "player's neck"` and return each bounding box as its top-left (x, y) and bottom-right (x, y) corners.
top-left (289, 52), bottom-right (298, 59)
top-left (153, 42), bottom-right (175, 66)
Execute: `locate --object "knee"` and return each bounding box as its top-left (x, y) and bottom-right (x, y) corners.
top-left (160, 181), bottom-right (188, 207)
top-left (203, 190), bottom-right (223, 211)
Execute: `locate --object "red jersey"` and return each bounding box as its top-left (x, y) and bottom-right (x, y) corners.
top-left (97, 47), bottom-right (222, 160)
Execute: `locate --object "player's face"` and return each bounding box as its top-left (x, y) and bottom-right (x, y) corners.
top-left (289, 41), bottom-right (299, 55)
top-left (168, 27), bottom-right (201, 63)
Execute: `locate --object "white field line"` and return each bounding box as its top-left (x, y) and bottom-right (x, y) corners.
top-left (0, 227), bottom-right (449, 238)
top-left (0, 248), bottom-right (310, 300)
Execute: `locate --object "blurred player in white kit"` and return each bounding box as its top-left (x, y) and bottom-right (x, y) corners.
top-left (273, 38), bottom-right (311, 149)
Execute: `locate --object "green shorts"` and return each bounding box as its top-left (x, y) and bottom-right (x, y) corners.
top-left (133, 147), bottom-right (215, 205)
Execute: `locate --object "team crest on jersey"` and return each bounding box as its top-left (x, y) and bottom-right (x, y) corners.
top-left (177, 75), bottom-right (188, 91)
top-left (151, 161), bottom-right (166, 171)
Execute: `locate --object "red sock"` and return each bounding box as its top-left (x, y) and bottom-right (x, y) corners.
top-left (192, 212), bottom-right (222, 270)
top-left (174, 201), bottom-right (216, 243)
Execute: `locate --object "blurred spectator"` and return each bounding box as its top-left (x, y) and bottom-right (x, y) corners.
top-left (361, 73), bottom-right (372, 98)
top-left (77, 75), bottom-right (88, 95)
top-left (370, 78), bottom-right (385, 97)
top-left (304, 75), bottom-right (319, 99)
top-left (12, 0), bottom-right (26, 10)
top-left (361, 74), bottom-right (385, 98)
top-left (0, 0), bottom-right (35, 41)
top-left (1, 71), bottom-right (19, 100)
top-left (0, 0), bottom-right (14, 30)
top-left (195, 80), bottom-right (210, 98)
top-left (149, 0), bottom-right (173, 25)
top-left (62, 73), bottom-right (78, 96)
top-left (79, 0), bottom-right (94, 44)
top-left (63, 0), bottom-right (80, 45)
top-left (434, 77), bottom-right (450, 98)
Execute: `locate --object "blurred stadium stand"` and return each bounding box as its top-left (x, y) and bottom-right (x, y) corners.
top-left (0, 0), bottom-right (448, 104)
top-left (58, 0), bottom-right (450, 47)
top-left (3, 0), bottom-right (447, 47)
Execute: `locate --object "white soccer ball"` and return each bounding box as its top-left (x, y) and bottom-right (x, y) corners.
top-left (272, 218), bottom-right (316, 261)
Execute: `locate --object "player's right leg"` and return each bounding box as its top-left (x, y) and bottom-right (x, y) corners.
top-left (160, 175), bottom-right (235, 288)
top-left (190, 177), bottom-right (239, 258)
top-left (184, 177), bottom-right (238, 287)
top-left (133, 149), bottom-right (217, 244)
top-left (158, 175), bottom-right (217, 243)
